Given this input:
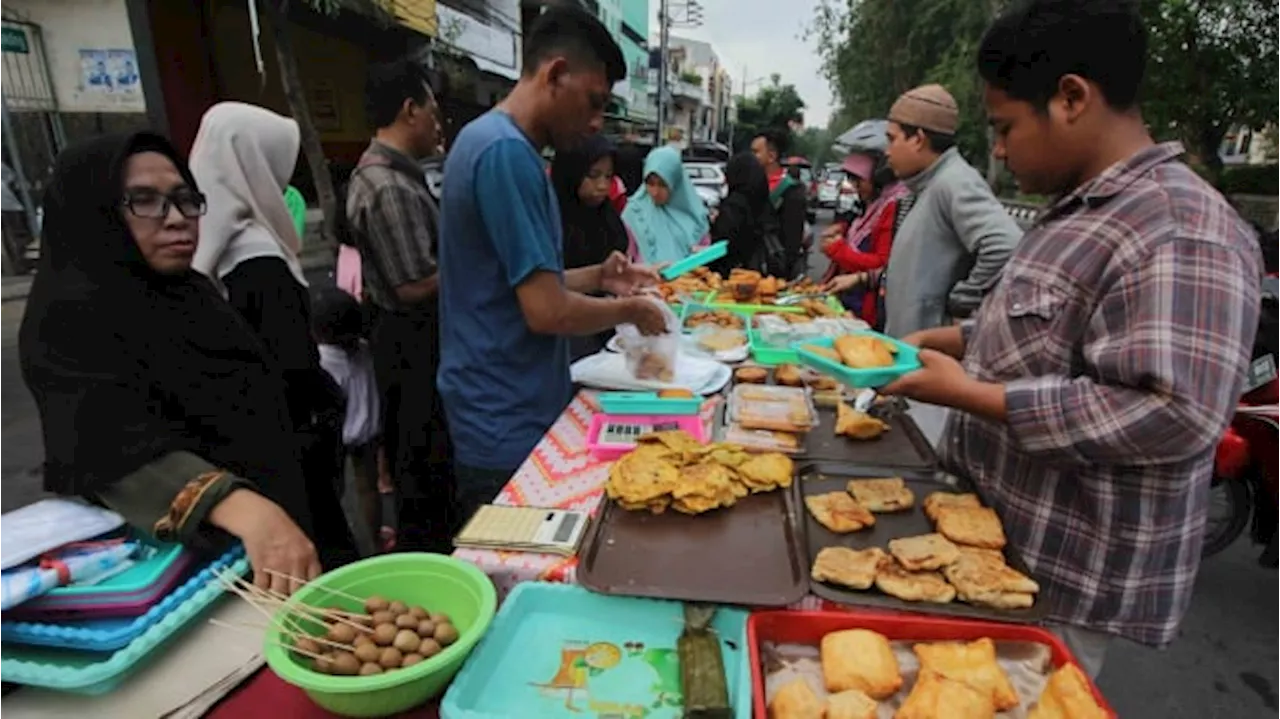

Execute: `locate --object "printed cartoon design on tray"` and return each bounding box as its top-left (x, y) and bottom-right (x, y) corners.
top-left (531, 640), bottom-right (684, 717)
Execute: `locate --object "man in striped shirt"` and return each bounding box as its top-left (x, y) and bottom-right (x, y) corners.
top-left (884, 0), bottom-right (1262, 678)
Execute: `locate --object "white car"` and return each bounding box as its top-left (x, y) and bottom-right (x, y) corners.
top-left (817, 170), bottom-right (843, 207)
top-left (685, 162), bottom-right (727, 201)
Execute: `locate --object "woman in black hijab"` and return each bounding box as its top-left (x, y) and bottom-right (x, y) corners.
top-left (19, 132), bottom-right (355, 594)
top-left (551, 134), bottom-right (632, 359)
top-left (712, 151), bottom-right (770, 274)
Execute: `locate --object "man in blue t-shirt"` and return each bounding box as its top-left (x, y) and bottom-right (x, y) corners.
top-left (437, 6), bottom-right (666, 521)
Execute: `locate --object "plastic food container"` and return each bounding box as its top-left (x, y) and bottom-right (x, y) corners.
top-left (727, 384), bottom-right (817, 433)
top-left (747, 610), bottom-right (1116, 718)
top-left (264, 553), bottom-right (497, 718)
top-left (597, 391), bottom-right (702, 416)
top-left (586, 413), bottom-right (707, 460)
top-left (660, 240), bottom-right (729, 280)
top-left (794, 331), bottom-right (922, 389)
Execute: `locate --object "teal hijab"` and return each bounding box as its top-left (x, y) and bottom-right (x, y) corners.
top-left (621, 146), bottom-right (709, 264)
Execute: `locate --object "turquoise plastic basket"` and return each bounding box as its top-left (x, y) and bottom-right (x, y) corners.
top-left (793, 331), bottom-right (921, 388)
top-left (440, 582), bottom-right (752, 719)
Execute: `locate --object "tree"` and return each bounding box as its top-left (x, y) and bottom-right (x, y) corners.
top-left (1140, 0), bottom-right (1278, 181)
top-left (259, 0), bottom-right (393, 249)
top-left (733, 75), bottom-right (806, 153)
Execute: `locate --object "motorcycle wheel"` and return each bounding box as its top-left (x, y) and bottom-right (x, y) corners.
top-left (1202, 477), bottom-right (1253, 558)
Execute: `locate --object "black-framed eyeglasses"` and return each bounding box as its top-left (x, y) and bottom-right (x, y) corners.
top-left (121, 189), bottom-right (207, 219)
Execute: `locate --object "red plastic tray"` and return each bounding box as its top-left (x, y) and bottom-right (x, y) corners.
top-left (747, 609), bottom-right (1116, 718)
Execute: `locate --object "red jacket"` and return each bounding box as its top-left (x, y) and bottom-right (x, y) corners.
top-left (823, 198), bottom-right (899, 326)
top-left (609, 176), bottom-right (628, 213)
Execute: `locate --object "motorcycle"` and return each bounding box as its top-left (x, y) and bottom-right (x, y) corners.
top-left (1203, 275), bottom-right (1279, 565)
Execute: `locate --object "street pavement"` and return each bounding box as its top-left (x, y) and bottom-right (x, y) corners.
top-left (2, 225), bottom-right (1277, 715)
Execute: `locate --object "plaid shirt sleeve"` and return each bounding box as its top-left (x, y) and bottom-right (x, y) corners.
top-left (1004, 237), bottom-right (1261, 465)
top-left (364, 183), bottom-right (437, 289)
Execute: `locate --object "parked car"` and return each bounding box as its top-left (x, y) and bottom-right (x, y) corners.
top-left (421, 154), bottom-right (445, 201)
top-left (817, 169), bottom-right (844, 208)
top-left (685, 161), bottom-right (727, 200)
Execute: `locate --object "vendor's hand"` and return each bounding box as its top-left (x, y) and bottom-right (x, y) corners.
top-left (820, 224), bottom-right (843, 241)
top-left (624, 296), bottom-right (669, 335)
top-left (601, 251), bottom-right (661, 297)
top-left (898, 326), bottom-right (965, 359)
top-left (208, 489), bottom-right (321, 595)
top-left (822, 272), bottom-right (866, 294)
top-left (880, 349), bottom-right (973, 406)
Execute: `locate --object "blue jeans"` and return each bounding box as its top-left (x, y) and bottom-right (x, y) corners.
top-left (453, 464), bottom-right (516, 527)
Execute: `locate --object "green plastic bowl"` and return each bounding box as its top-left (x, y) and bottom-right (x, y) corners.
top-left (263, 553), bottom-right (497, 718)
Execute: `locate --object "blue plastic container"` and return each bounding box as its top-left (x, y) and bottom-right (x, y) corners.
top-left (793, 331), bottom-right (922, 388)
top-left (598, 391), bottom-right (702, 416)
top-left (659, 240), bottom-right (728, 281)
top-left (0, 544), bottom-right (248, 695)
top-left (441, 582), bottom-right (752, 719)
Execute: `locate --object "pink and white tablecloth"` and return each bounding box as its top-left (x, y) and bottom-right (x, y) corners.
top-left (450, 389), bottom-right (829, 611)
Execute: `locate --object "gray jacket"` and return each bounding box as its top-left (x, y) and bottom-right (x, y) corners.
top-left (882, 147), bottom-right (1021, 337)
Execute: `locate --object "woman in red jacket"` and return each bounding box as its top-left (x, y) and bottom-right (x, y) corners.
top-left (819, 151), bottom-right (909, 327)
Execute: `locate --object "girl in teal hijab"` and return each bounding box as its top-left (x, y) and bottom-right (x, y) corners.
top-left (621, 146), bottom-right (709, 264)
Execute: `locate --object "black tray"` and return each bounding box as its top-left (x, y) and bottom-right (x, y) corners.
top-left (798, 461), bottom-right (1047, 623)
top-left (800, 403), bottom-right (937, 469)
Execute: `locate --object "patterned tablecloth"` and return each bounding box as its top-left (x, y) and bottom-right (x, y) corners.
top-left (450, 389), bottom-right (828, 610)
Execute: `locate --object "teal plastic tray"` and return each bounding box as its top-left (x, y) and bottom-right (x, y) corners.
top-left (702, 292), bottom-right (846, 316)
top-left (747, 327), bottom-right (798, 366)
top-left (440, 583), bottom-right (751, 719)
top-left (794, 331), bottom-right (921, 388)
top-left (0, 545), bottom-right (248, 695)
top-left (598, 392), bottom-right (702, 416)
top-left (39, 531), bottom-right (186, 601)
top-left (659, 240), bottom-right (728, 280)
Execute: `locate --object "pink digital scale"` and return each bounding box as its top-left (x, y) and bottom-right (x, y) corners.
top-left (585, 413), bottom-right (707, 460)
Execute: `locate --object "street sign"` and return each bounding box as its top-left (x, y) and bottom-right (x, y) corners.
top-left (2, 27), bottom-right (29, 54)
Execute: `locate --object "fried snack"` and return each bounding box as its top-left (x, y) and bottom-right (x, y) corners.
top-left (820, 629), bottom-right (902, 699)
top-left (934, 506), bottom-right (1008, 550)
top-left (811, 546), bottom-right (886, 590)
top-left (800, 298), bottom-right (840, 317)
top-left (826, 689), bottom-right (879, 719)
top-left (1027, 663), bottom-right (1108, 719)
top-left (658, 388), bottom-right (695, 399)
top-left (698, 328), bottom-right (747, 352)
top-left (836, 402), bottom-right (890, 440)
top-left (805, 492), bottom-right (875, 533)
top-left (737, 452), bottom-right (795, 492)
top-left (696, 442), bottom-right (753, 468)
top-left (847, 477), bottom-right (914, 512)
top-left (775, 363), bottom-right (804, 387)
top-left (922, 491), bottom-right (983, 521)
top-left (769, 677), bottom-right (824, 719)
top-left (685, 310), bottom-right (745, 330)
top-left (734, 366), bottom-right (769, 384)
top-left (944, 552), bottom-right (1039, 609)
top-left (895, 669), bottom-right (996, 719)
top-left (874, 558), bottom-right (956, 604)
top-left (800, 343), bottom-right (843, 363)
top-left (633, 350), bottom-right (674, 381)
top-left (888, 533), bottom-right (961, 571)
top-left (605, 453), bottom-right (680, 505)
top-left (914, 638), bottom-right (1019, 711)
top-left (834, 335), bottom-right (896, 369)
top-left (672, 462), bottom-right (743, 514)
top-left (958, 545), bottom-right (1006, 563)
top-left (637, 429), bottom-right (704, 454)
top-left (807, 374), bottom-right (839, 391)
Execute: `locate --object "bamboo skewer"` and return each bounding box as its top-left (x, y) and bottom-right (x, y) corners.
top-left (217, 570), bottom-right (372, 634)
top-left (261, 568), bottom-right (367, 605)
top-left (209, 618), bottom-right (329, 662)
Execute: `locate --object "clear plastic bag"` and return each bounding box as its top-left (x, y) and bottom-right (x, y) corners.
top-left (616, 296), bottom-right (681, 382)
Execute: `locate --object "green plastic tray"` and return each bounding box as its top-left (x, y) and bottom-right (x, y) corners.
top-left (659, 240), bottom-right (728, 280)
top-left (702, 291), bottom-right (845, 316)
top-left (793, 332), bottom-right (921, 388)
top-left (747, 327), bottom-right (799, 366)
top-left (42, 531), bottom-right (185, 599)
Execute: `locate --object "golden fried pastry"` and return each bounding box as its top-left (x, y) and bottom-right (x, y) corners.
top-left (922, 491), bottom-right (983, 522)
top-left (698, 328), bottom-right (747, 352)
top-left (836, 402), bottom-right (890, 440)
top-left (874, 558), bottom-right (956, 604)
top-left (658, 388), bottom-right (695, 399)
top-left (805, 492), bottom-right (875, 533)
top-left (888, 533), bottom-right (961, 572)
top-left (800, 343), bottom-right (844, 363)
top-left (834, 335), bottom-right (895, 369)
top-left (826, 688), bottom-right (879, 719)
top-left (820, 629), bottom-right (902, 699)
top-left (1027, 663), bottom-right (1108, 719)
top-left (934, 506), bottom-right (1008, 550)
top-left (685, 309), bottom-right (745, 330)
top-left (944, 553), bottom-right (1039, 609)
top-left (847, 477), bottom-right (914, 512)
top-left (895, 669), bottom-right (996, 719)
top-left (637, 429), bottom-right (704, 454)
top-left (734, 366), bottom-right (769, 384)
top-left (696, 442), bottom-right (752, 468)
top-left (606, 453), bottom-right (679, 504)
top-left (768, 677), bottom-right (825, 719)
top-left (807, 375), bottom-right (839, 391)
top-left (775, 363), bottom-right (804, 387)
top-left (633, 350), bottom-right (674, 381)
top-left (914, 638), bottom-right (1020, 711)
top-left (737, 452), bottom-right (795, 492)
top-left (811, 546), bottom-right (887, 590)
top-left (958, 545), bottom-right (1006, 563)
top-left (671, 462), bottom-right (742, 514)
top-left (801, 298), bottom-right (840, 317)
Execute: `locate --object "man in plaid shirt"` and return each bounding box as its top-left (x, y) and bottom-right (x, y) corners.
top-left (885, 0), bottom-right (1263, 678)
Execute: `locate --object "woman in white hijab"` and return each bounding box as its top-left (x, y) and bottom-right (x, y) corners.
top-left (190, 102), bottom-right (345, 515)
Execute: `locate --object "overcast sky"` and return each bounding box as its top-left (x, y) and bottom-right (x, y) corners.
top-left (651, 0), bottom-right (834, 128)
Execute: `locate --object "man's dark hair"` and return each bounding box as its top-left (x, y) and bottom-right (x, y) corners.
top-left (977, 0), bottom-right (1147, 111)
top-left (522, 6), bottom-right (626, 85)
top-left (364, 59), bottom-right (435, 129)
top-left (757, 128), bottom-right (791, 157)
top-left (311, 286), bottom-right (364, 349)
top-left (896, 123), bottom-right (955, 154)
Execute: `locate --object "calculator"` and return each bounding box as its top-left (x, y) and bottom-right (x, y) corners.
top-left (453, 506), bottom-right (590, 556)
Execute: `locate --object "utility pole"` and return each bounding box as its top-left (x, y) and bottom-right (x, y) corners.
top-left (656, 0), bottom-right (670, 145)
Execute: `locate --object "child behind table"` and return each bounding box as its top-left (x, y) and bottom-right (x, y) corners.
top-left (311, 287), bottom-right (392, 551)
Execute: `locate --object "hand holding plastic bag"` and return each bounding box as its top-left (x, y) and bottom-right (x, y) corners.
top-left (616, 296), bottom-right (680, 382)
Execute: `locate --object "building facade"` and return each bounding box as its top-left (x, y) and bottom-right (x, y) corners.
top-left (645, 33), bottom-right (729, 146)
